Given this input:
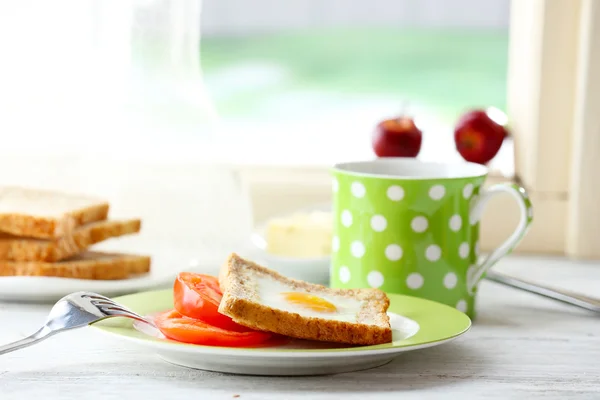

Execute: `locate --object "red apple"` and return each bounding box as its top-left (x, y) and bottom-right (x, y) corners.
top-left (454, 107), bottom-right (508, 164)
top-left (372, 116), bottom-right (423, 158)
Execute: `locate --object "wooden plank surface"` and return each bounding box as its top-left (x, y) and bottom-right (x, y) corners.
top-left (1, 255), bottom-right (599, 399)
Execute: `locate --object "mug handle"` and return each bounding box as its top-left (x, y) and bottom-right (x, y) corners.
top-left (466, 183), bottom-right (533, 294)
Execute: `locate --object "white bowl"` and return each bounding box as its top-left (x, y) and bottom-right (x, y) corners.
top-left (243, 205), bottom-right (332, 285)
top-left (240, 246), bottom-right (331, 285)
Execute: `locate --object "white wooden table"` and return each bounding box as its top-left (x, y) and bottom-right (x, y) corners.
top-left (1, 255), bottom-right (599, 400)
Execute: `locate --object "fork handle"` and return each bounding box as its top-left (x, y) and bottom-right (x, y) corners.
top-left (485, 270), bottom-right (600, 313)
top-left (0, 326), bottom-right (55, 356)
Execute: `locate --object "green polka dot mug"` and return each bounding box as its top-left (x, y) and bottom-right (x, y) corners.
top-left (330, 158), bottom-right (533, 319)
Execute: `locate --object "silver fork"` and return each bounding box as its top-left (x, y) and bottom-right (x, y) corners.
top-left (485, 271), bottom-right (600, 313)
top-left (0, 291), bottom-right (155, 355)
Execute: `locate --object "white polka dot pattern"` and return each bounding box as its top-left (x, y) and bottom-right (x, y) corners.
top-left (332, 236), bottom-right (340, 252)
top-left (459, 242), bottom-right (470, 259)
top-left (449, 215), bottom-right (462, 231)
top-left (425, 245), bottom-right (441, 261)
top-left (444, 272), bottom-right (458, 289)
top-left (411, 216), bottom-right (428, 233)
top-left (406, 273), bottom-right (424, 289)
top-left (456, 299), bottom-right (468, 313)
top-left (429, 185), bottom-right (445, 200)
top-left (385, 244), bottom-right (403, 261)
top-left (351, 182), bottom-right (366, 198)
top-left (367, 271), bottom-right (384, 288)
top-left (370, 215), bottom-right (387, 232)
top-left (463, 183), bottom-right (474, 199)
top-left (332, 177), bottom-right (480, 314)
top-left (387, 185), bottom-right (404, 201)
top-left (339, 266), bottom-right (351, 283)
top-left (350, 241), bottom-right (365, 258)
top-left (341, 210), bottom-right (353, 227)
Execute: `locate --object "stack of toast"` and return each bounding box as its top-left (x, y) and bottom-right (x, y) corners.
top-left (0, 186), bottom-right (150, 280)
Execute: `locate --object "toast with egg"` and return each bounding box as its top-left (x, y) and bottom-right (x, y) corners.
top-left (0, 186), bottom-right (109, 239)
top-left (218, 253), bottom-right (392, 346)
top-left (0, 251), bottom-right (151, 280)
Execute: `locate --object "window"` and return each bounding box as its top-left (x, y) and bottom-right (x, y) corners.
top-left (0, 0), bottom-right (513, 171)
top-left (235, 0), bottom-right (600, 259)
top-left (0, 0), bottom-right (597, 258)
top-left (202, 0), bottom-right (514, 170)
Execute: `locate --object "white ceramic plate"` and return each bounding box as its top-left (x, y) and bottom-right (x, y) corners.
top-left (0, 271), bottom-right (175, 303)
top-left (0, 246), bottom-right (230, 303)
top-left (93, 289), bottom-right (472, 376)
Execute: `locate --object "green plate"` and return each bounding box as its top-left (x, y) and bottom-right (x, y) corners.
top-left (92, 289), bottom-right (471, 376)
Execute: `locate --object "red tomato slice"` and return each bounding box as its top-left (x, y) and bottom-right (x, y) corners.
top-left (155, 309), bottom-right (272, 347)
top-left (173, 272), bottom-right (246, 331)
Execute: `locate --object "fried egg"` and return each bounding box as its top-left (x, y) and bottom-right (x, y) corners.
top-left (256, 276), bottom-right (364, 323)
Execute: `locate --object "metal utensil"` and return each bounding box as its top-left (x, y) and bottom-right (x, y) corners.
top-left (485, 271), bottom-right (600, 313)
top-left (0, 291), bottom-right (154, 355)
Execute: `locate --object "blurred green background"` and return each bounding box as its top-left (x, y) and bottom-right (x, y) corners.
top-left (201, 28), bottom-right (509, 125)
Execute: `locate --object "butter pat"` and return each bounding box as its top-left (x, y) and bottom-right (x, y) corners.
top-left (265, 211), bottom-right (332, 258)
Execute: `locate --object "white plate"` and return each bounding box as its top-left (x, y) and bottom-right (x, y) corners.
top-left (0, 246), bottom-right (230, 303)
top-left (131, 317), bottom-right (430, 376)
top-left (0, 272), bottom-right (174, 303)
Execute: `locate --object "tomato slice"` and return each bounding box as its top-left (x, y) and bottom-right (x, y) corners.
top-left (173, 272), bottom-right (245, 331)
top-left (155, 309), bottom-right (272, 347)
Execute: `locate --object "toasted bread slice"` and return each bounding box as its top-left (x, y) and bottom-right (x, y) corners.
top-left (0, 186), bottom-right (109, 239)
top-left (0, 251), bottom-right (151, 280)
top-left (218, 253), bottom-right (392, 346)
top-left (0, 219), bottom-right (141, 262)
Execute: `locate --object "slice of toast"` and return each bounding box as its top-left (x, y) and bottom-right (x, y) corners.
top-left (218, 253), bottom-right (392, 346)
top-left (0, 251), bottom-right (151, 280)
top-left (0, 219), bottom-right (141, 262)
top-left (0, 186), bottom-right (109, 239)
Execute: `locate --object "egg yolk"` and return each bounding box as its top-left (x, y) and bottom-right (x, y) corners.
top-left (281, 292), bottom-right (337, 313)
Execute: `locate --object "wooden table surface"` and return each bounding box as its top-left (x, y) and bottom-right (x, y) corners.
top-left (1, 255), bottom-right (599, 400)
